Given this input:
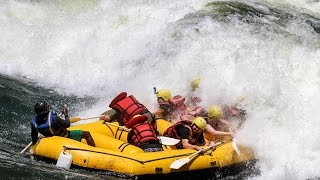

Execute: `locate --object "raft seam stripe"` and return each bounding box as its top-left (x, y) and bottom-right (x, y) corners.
top-left (118, 142), bottom-right (126, 150)
top-left (120, 143), bottom-right (130, 152)
top-left (103, 122), bottom-right (115, 137)
top-left (63, 146), bottom-right (211, 164)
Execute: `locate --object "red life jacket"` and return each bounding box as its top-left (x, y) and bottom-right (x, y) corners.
top-left (169, 95), bottom-right (187, 114)
top-left (163, 120), bottom-right (199, 149)
top-left (126, 114), bottom-right (149, 129)
top-left (109, 92), bottom-right (146, 127)
top-left (187, 106), bottom-right (205, 116)
top-left (159, 95), bottom-right (187, 120)
top-left (130, 122), bottom-right (159, 147)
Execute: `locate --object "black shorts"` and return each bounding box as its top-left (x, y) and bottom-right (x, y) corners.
top-left (141, 141), bottom-right (163, 152)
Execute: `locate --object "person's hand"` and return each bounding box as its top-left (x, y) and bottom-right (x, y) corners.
top-left (38, 134), bottom-right (45, 139)
top-left (29, 147), bottom-right (34, 155)
top-left (209, 141), bottom-right (217, 151)
top-left (101, 115), bottom-right (110, 121)
top-left (195, 146), bottom-right (204, 154)
top-left (61, 107), bottom-right (68, 116)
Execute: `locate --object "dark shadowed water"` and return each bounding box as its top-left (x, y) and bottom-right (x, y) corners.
top-left (1, 0), bottom-right (320, 179)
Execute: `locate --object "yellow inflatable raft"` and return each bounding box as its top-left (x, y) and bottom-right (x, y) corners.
top-left (32, 119), bottom-right (254, 176)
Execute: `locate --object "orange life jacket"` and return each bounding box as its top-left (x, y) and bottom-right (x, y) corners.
top-left (109, 92), bottom-right (146, 127)
top-left (130, 122), bottom-right (159, 147)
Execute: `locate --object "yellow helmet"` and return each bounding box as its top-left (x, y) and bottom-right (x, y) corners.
top-left (208, 105), bottom-right (223, 119)
top-left (239, 95), bottom-right (247, 102)
top-left (191, 78), bottom-right (201, 91)
top-left (156, 89), bottom-right (172, 101)
top-left (191, 117), bottom-right (207, 131)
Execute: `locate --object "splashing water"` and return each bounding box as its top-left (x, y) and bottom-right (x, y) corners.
top-left (1, 0), bottom-right (320, 179)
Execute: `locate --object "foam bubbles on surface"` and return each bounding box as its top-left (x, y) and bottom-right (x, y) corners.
top-left (1, 1), bottom-right (320, 179)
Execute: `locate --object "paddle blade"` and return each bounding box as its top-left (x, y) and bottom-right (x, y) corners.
top-left (158, 136), bottom-right (180, 146)
top-left (170, 149), bottom-right (202, 169)
top-left (228, 128), bottom-right (241, 155)
top-left (232, 140), bottom-right (241, 156)
top-left (170, 157), bottom-right (190, 169)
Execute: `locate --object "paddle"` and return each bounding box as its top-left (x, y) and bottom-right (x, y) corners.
top-left (20, 134), bottom-right (44, 154)
top-left (170, 142), bottom-right (222, 169)
top-left (103, 121), bottom-right (180, 146)
top-left (20, 142), bottom-right (33, 154)
top-left (229, 128), bottom-right (241, 156)
top-left (70, 116), bottom-right (102, 123)
top-left (20, 116), bottom-right (99, 154)
top-left (158, 136), bottom-right (180, 146)
top-left (104, 121), bottom-right (131, 131)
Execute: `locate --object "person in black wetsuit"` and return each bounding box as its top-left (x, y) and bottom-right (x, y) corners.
top-left (31, 101), bottom-right (95, 146)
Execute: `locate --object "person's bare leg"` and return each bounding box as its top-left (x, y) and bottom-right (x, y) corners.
top-left (82, 131), bottom-right (96, 147)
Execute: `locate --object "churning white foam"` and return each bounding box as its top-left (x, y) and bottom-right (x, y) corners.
top-left (1, 0), bottom-right (320, 179)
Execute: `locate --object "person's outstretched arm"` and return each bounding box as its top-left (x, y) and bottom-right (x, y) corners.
top-left (205, 124), bottom-right (232, 137)
top-left (31, 123), bottom-right (38, 145)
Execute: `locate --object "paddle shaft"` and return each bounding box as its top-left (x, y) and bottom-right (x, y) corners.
top-left (20, 142), bottom-right (32, 154)
top-left (70, 116), bottom-right (102, 123)
top-left (20, 133), bottom-right (43, 154)
top-left (190, 141), bottom-right (222, 157)
top-left (104, 121), bottom-right (131, 131)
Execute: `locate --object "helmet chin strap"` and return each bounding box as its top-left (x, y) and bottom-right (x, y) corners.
top-left (39, 110), bottom-right (49, 115)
